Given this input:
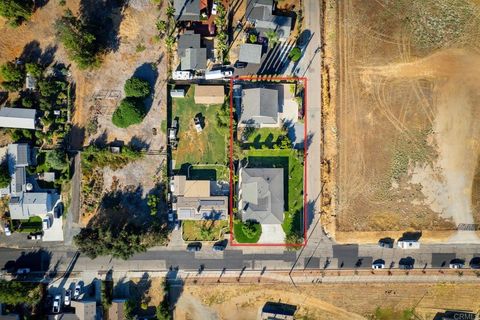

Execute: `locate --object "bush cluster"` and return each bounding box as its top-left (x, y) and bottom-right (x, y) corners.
top-left (112, 77), bottom-right (151, 128)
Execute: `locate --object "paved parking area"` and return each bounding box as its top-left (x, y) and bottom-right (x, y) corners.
top-left (43, 216), bottom-right (64, 242)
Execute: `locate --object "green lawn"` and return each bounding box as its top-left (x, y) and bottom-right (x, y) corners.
top-left (243, 128), bottom-right (286, 149)
top-left (13, 216), bottom-right (43, 233)
top-left (172, 86), bottom-right (228, 171)
top-left (174, 164), bottom-right (229, 182)
top-left (233, 220), bottom-right (262, 243)
top-left (241, 149), bottom-right (304, 241)
top-left (182, 220), bottom-right (229, 241)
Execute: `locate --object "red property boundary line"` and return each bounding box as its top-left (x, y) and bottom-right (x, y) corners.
top-left (228, 75), bottom-right (308, 247)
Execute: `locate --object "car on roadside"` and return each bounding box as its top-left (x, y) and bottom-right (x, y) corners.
top-left (74, 284), bottom-right (81, 299)
top-left (64, 290), bottom-right (71, 306)
top-left (16, 268), bottom-right (30, 274)
top-left (52, 295), bottom-right (61, 313)
top-left (234, 61), bottom-right (247, 69)
top-left (187, 242), bottom-right (202, 252)
top-left (470, 257), bottom-right (480, 269)
top-left (372, 259), bottom-right (385, 269)
top-left (168, 211), bottom-right (174, 223)
top-left (213, 240), bottom-right (228, 252)
top-left (399, 257), bottom-right (415, 270)
top-left (174, 220), bottom-right (181, 231)
top-left (378, 237), bottom-right (394, 248)
top-left (4, 224), bottom-right (11, 236)
top-left (449, 259), bottom-right (465, 269)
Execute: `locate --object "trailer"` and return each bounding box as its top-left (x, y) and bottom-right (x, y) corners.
top-left (397, 240), bottom-right (420, 249)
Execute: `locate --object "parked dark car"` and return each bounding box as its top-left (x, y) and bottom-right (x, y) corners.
top-left (234, 61), bottom-right (247, 69)
top-left (213, 240), bottom-right (228, 252)
top-left (187, 242), bottom-right (202, 252)
top-left (470, 257), bottom-right (480, 269)
top-left (378, 237), bottom-right (394, 248)
top-left (399, 257), bottom-right (415, 269)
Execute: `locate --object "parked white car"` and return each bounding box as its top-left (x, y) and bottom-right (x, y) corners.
top-left (4, 224), bottom-right (11, 236)
top-left (211, 3), bottom-right (218, 15)
top-left (52, 295), bottom-right (61, 313)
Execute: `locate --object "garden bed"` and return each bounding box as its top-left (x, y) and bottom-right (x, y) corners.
top-left (182, 220), bottom-right (229, 242)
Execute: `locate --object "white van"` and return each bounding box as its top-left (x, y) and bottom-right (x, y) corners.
top-left (397, 240), bottom-right (420, 249)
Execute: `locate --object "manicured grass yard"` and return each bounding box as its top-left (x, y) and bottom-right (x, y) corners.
top-left (233, 220), bottom-right (262, 243)
top-left (182, 220), bottom-right (229, 241)
top-left (243, 128), bottom-right (286, 149)
top-left (240, 149), bottom-right (304, 241)
top-left (172, 87), bottom-right (228, 171)
top-left (13, 216), bottom-right (43, 233)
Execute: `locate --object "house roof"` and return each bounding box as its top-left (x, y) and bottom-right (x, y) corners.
top-left (7, 144), bottom-right (31, 194)
top-left (240, 88), bottom-right (279, 126)
top-left (246, 0), bottom-right (292, 39)
top-left (71, 301), bottom-right (97, 320)
top-left (194, 85), bottom-right (225, 104)
top-left (9, 192), bottom-right (53, 220)
top-left (239, 168), bottom-right (284, 224)
top-left (239, 43), bottom-right (263, 64)
top-left (178, 32), bottom-right (206, 70)
top-left (174, 0), bottom-right (201, 21)
top-left (176, 196), bottom-right (228, 220)
top-left (0, 108), bottom-right (36, 130)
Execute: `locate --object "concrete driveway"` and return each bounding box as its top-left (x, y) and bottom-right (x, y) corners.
top-left (258, 224), bottom-right (285, 244)
top-left (43, 216), bottom-right (64, 242)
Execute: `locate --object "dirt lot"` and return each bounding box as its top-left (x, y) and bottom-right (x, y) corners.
top-left (329, 0), bottom-right (480, 239)
top-left (174, 282), bottom-right (480, 319)
top-left (0, 1), bottom-right (167, 150)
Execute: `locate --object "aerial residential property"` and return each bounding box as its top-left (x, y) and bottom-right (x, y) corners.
top-left (0, 0), bottom-right (479, 319)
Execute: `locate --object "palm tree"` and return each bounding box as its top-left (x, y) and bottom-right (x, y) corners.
top-left (166, 5), bottom-right (175, 18)
top-left (165, 35), bottom-right (175, 49)
top-left (156, 20), bottom-right (167, 34)
top-left (265, 29), bottom-right (279, 47)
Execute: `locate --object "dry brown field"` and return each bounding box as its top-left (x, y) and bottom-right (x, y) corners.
top-left (327, 0), bottom-right (480, 241)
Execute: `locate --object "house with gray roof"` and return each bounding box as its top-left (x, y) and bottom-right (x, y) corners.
top-left (172, 175), bottom-right (228, 220)
top-left (246, 0), bottom-right (292, 40)
top-left (174, 0), bottom-right (201, 21)
top-left (239, 43), bottom-right (263, 64)
top-left (239, 87), bottom-right (279, 127)
top-left (1, 143), bottom-right (60, 221)
top-left (0, 107), bottom-right (36, 130)
top-left (238, 168), bottom-right (284, 224)
top-left (178, 31), bottom-right (207, 71)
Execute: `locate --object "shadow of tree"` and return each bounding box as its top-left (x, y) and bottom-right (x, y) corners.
top-left (79, 0), bottom-right (126, 53)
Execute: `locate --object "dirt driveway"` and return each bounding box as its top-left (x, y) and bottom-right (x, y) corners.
top-left (330, 0), bottom-right (480, 239)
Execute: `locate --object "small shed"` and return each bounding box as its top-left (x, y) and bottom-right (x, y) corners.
top-left (194, 85), bottom-right (224, 105)
top-left (170, 89), bottom-right (185, 98)
top-left (239, 43), bottom-right (263, 64)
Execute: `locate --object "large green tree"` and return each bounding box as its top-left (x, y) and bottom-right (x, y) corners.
top-left (0, 280), bottom-right (43, 306)
top-left (55, 10), bottom-right (99, 69)
top-left (0, 161), bottom-right (11, 188)
top-left (45, 149), bottom-right (68, 171)
top-left (0, 0), bottom-right (33, 27)
top-left (0, 61), bottom-right (24, 91)
top-left (112, 98), bottom-right (146, 128)
top-left (124, 77), bottom-right (151, 98)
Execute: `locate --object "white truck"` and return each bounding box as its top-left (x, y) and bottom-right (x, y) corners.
top-left (397, 240), bottom-right (420, 249)
top-left (172, 71), bottom-right (193, 80)
top-left (205, 69), bottom-right (233, 80)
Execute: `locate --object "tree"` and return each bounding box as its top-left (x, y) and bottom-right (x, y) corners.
top-left (156, 20), bottom-right (167, 34)
top-left (249, 33), bottom-right (257, 43)
top-left (112, 98), bottom-right (146, 128)
top-left (55, 10), bottom-right (100, 69)
top-left (46, 149), bottom-right (68, 171)
top-left (165, 35), bottom-right (175, 49)
top-left (166, 5), bottom-right (175, 18)
top-left (288, 47), bottom-right (302, 62)
top-left (147, 194), bottom-right (159, 216)
top-left (0, 161), bottom-right (11, 188)
top-left (0, 280), bottom-right (43, 306)
top-left (0, 0), bottom-right (33, 27)
top-left (265, 29), bottom-right (279, 47)
top-left (0, 61), bottom-right (24, 91)
top-left (156, 300), bottom-right (171, 320)
top-left (124, 77), bottom-right (151, 98)
top-left (25, 62), bottom-right (43, 78)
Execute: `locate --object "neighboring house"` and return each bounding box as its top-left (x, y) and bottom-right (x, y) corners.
top-left (260, 302), bottom-right (297, 320)
top-left (178, 31), bottom-right (207, 71)
top-left (239, 87), bottom-right (279, 127)
top-left (246, 0), bottom-right (292, 40)
top-left (108, 300), bottom-right (126, 320)
top-left (47, 300), bottom-right (99, 320)
top-left (238, 168), bottom-right (284, 224)
top-left (0, 107), bottom-right (36, 130)
top-left (194, 85), bottom-right (225, 104)
top-left (238, 43), bottom-right (263, 64)
top-left (2, 143), bottom-right (60, 221)
top-left (174, 0), bottom-right (201, 21)
top-left (172, 175), bottom-right (228, 220)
